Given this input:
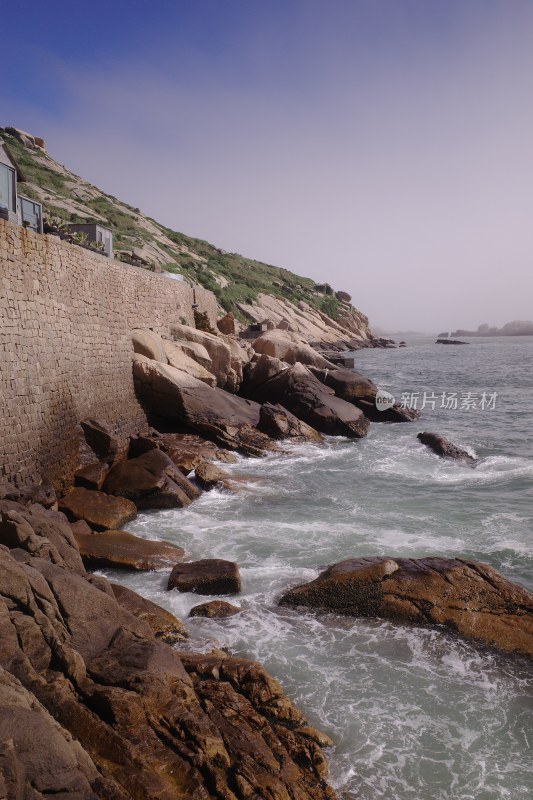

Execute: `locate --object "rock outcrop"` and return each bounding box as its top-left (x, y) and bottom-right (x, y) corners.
top-left (417, 432), bottom-right (477, 464)
top-left (253, 329), bottom-right (333, 369)
top-left (163, 340), bottom-right (217, 386)
top-left (72, 526), bottom-right (184, 571)
top-left (103, 449), bottom-right (201, 509)
top-left (0, 500), bottom-right (337, 799)
top-left (189, 601), bottom-right (242, 618)
top-left (257, 402), bottom-right (323, 441)
top-left (280, 556), bottom-right (533, 657)
top-left (242, 360), bottom-right (368, 438)
top-left (133, 355), bottom-right (274, 455)
top-left (168, 559), bottom-right (242, 595)
top-left (169, 323), bottom-right (233, 389)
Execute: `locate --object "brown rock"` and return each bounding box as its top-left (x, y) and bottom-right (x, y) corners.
top-left (80, 418), bottom-right (119, 464)
top-left (0, 516), bottom-right (337, 800)
top-left (418, 432), bottom-right (477, 463)
top-left (133, 355), bottom-right (274, 455)
top-left (252, 329), bottom-right (333, 368)
top-left (280, 556), bottom-right (533, 657)
top-left (128, 431), bottom-right (237, 474)
top-left (59, 487), bottom-right (137, 531)
top-left (111, 583), bottom-right (187, 643)
top-left (216, 312), bottom-right (237, 335)
top-left (194, 461), bottom-right (233, 491)
top-left (74, 462), bottom-right (109, 491)
top-left (103, 449), bottom-right (200, 510)
top-left (72, 528), bottom-right (184, 571)
top-left (131, 328), bottom-right (168, 362)
top-left (168, 559), bottom-right (241, 595)
top-left (189, 600), bottom-right (242, 618)
top-left (258, 402), bottom-right (323, 441)
top-left (243, 361), bottom-right (369, 438)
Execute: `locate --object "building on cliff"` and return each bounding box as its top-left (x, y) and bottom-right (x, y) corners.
top-left (0, 138), bottom-right (43, 233)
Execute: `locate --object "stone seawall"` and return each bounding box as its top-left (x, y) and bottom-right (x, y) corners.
top-left (0, 221), bottom-right (218, 487)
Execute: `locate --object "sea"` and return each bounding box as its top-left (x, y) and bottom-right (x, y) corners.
top-left (104, 335), bottom-right (533, 800)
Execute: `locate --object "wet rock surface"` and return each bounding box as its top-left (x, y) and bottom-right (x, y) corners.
top-left (72, 527), bottom-right (184, 571)
top-left (417, 432), bottom-right (477, 463)
top-left (168, 559), bottom-right (242, 595)
top-left (189, 600), bottom-right (242, 618)
top-left (280, 556), bottom-right (533, 657)
top-left (0, 502), bottom-right (337, 800)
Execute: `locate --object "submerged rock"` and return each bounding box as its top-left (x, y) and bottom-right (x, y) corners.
top-left (189, 600), bottom-right (242, 618)
top-left (417, 432), bottom-right (477, 464)
top-left (168, 559), bottom-right (242, 595)
top-left (194, 461), bottom-right (233, 491)
top-left (72, 527), bottom-right (184, 571)
top-left (280, 556), bottom-right (533, 657)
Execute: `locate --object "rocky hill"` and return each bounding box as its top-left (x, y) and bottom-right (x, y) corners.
top-left (2, 126), bottom-right (373, 346)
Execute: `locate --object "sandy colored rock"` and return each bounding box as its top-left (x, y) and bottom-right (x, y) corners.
top-left (169, 323), bottom-right (232, 388)
top-left (253, 329), bottom-right (333, 368)
top-left (59, 486), bottom-right (137, 531)
top-left (103, 449), bottom-right (200, 510)
top-left (168, 559), bottom-right (241, 595)
top-left (73, 528), bottom-right (184, 571)
top-left (171, 339), bottom-right (213, 370)
top-left (280, 556), bottom-right (533, 658)
top-left (131, 328), bottom-right (168, 363)
top-left (163, 340), bottom-right (217, 386)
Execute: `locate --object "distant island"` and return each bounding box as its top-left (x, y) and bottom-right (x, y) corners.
top-left (439, 320), bottom-right (533, 338)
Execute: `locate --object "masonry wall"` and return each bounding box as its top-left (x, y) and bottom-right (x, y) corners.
top-left (0, 221), bottom-right (219, 487)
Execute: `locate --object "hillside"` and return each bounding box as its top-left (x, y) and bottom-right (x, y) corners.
top-left (2, 125), bottom-right (372, 344)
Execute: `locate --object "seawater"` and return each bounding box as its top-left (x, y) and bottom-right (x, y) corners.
top-left (105, 336), bottom-right (533, 799)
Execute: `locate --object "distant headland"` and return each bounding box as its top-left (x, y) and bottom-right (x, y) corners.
top-left (438, 320), bottom-right (533, 338)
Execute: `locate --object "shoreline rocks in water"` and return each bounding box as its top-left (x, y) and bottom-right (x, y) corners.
top-left (168, 558), bottom-right (242, 595)
top-left (417, 432), bottom-right (477, 464)
top-left (72, 525), bottom-right (184, 571)
top-left (279, 556), bottom-right (533, 658)
top-left (0, 498), bottom-right (337, 800)
top-left (189, 600), bottom-right (242, 618)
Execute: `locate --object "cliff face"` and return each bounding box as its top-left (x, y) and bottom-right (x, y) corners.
top-left (1, 126), bottom-right (373, 344)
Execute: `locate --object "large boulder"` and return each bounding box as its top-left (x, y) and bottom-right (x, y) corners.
top-left (168, 559), bottom-right (241, 595)
top-left (243, 361), bottom-right (368, 438)
top-left (72, 528), bottom-right (184, 571)
top-left (163, 340), bottom-right (217, 387)
top-left (280, 556), bottom-right (533, 658)
top-left (131, 328), bottom-right (168, 363)
top-left (309, 367), bottom-right (418, 423)
top-left (171, 339), bottom-right (212, 370)
top-left (169, 323), bottom-right (232, 389)
top-left (194, 461), bottom-right (234, 491)
top-left (59, 486), bottom-right (137, 531)
top-left (252, 329), bottom-right (333, 369)
top-left (103, 449), bottom-right (200, 510)
top-left (133, 355), bottom-right (273, 455)
top-left (418, 432), bottom-right (477, 464)
top-left (74, 462), bottom-right (109, 491)
top-left (189, 600), bottom-right (242, 618)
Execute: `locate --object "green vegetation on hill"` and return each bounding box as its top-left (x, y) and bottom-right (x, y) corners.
top-left (2, 128), bottom-right (349, 322)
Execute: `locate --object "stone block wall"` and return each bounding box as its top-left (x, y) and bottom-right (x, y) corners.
top-left (0, 221), bottom-right (219, 487)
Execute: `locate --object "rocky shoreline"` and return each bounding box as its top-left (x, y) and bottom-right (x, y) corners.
top-left (2, 324), bottom-right (532, 798)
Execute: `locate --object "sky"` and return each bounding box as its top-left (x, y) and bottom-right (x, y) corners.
top-left (2, 0), bottom-right (533, 332)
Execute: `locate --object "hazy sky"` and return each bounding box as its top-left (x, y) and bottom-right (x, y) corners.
top-left (3, 0), bottom-right (533, 331)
